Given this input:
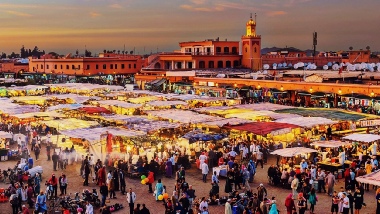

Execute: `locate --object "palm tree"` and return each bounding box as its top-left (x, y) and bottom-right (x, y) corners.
top-left (349, 46), bottom-right (353, 51)
top-left (366, 46), bottom-right (370, 51)
top-left (117, 50), bottom-right (120, 55)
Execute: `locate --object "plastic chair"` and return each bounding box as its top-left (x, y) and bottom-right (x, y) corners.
top-left (0, 188), bottom-right (7, 203)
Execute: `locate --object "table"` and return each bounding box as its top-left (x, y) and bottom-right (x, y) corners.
top-left (213, 165), bottom-right (227, 177)
top-left (317, 160), bottom-right (352, 173)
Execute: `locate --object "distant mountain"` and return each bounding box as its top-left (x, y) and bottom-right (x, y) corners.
top-left (261, 47), bottom-right (319, 56)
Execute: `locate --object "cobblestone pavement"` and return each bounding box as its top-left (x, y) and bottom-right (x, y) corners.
top-left (0, 144), bottom-right (377, 214)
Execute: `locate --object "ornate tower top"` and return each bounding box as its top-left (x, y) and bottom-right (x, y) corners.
top-left (245, 13), bottom-right (257, 37)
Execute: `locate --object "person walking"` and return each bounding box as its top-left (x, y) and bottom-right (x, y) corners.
top-left (34, 144), bottom-right (40, 161)
top-left (48, 174), bottom-right (58, 199)
top-left (285, 193), bottom-right (295, 214)
top-left (186, 185), bottom-right (196, 206)
top-left (140, 204), bottom-right (150, 214)
top-left (353, 187), bottom-right (364, 214)
top-left (297, 193), bottom-right (307, 214)
top-left (291, 175), bottom-right (299, 199)
top-left (342, 193), bottom-right (350, 214)
top-left (100, 182), bottom-right (108, 207)
top-left (257, 183), bottom-right (267, 202)
top-left (308, 188), bottom-right (317, 214)
top-left (201, 161), bottom-right (209, 183)
top-left (83, 163), bottom-right (90, 186)
top-left (52, 152), bottom-right (59, 171)
top-left (155, 179), bottom-right (164, 201)
top-left (61, 174), bottom-right (68, 195)
top-left (108, 178), bottom-right (116, 199)
top-left (326, 171), bottom-right (337, 196)
top-left (119, 169), bottom-right (126, 195)
top-left (225, 199), bottom-right (232, 214)
top-left (126, 188), bottom-right (137, 214)
top-left (256, 149), bottom-right (264, 169)
top-left (375, 188), bottom-right (380, 214)
top-left (46, 142), bottom-right (51, 161)
top-left (85, 200), bottom-right (94, 214)
top-left (317, 168), bottom-right (326, 193)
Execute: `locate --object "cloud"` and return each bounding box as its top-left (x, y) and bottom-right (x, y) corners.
top-left (266, 10), bottom-right (287, 17)
top-left (0, 3), bottom-right (40, 9)
top-left (89, 12), bottom-right (101, 18)
top-left (190, 0), bottom-right (207, 5)
top-left (180, 4), bottom-right (224, 12)
top-left (109, 3), bottom-right (123, 9)
top-left (6, 10), bottom-right (33, 17)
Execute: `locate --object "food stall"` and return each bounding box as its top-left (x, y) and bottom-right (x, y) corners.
top-left (311, 140), bottom-right (352, 172)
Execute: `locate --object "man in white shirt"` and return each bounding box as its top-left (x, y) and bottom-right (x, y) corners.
top-left (85, 201), bottom-right (93, 214)
top-left (342, 193), bottom-right (350, 214)
top-left (211, 171), bottom-right (219, 184)
top-left (126, 188), bottom-right (137, 214)
top-left (199, 197), bottom-right (208, 212)
top-left (201, 162), bottom-right (209, 183)
top-left (199, 152), bottom-right (207, 169)
top-left (250, 143), bottom-right (256, 155)
top-left (228, 150), bottom-right (237, 160)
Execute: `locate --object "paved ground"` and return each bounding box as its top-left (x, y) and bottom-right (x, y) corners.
top-left (0, 143), bottom-right (377, 214)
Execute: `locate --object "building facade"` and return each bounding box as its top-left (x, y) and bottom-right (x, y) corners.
top-left (28, 54), bottom-right (146, 76)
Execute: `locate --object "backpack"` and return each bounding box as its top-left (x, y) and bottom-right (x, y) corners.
top-left (9, 194), bottom-right (18, 205)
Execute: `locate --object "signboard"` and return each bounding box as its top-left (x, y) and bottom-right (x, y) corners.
top-left (207, 82), bottom-right (215, 87)
top-left (359, 120), bottom-right (380, 127)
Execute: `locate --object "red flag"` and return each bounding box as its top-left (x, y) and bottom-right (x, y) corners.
top-left (339, 67), bottom-right (343, 74)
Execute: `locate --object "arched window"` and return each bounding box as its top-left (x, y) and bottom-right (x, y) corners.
top-left (232, 47), bottom-right (238, 54)
top-left (199, 61), bottom-right (205, 69)
top-left (217, 61), bottom-right (223, 68)
top-left (226, 61), bottom-right (231, 68)
top-left (208, 61), bottom-right (214, 68)
top-left (224, 47), bottom-right (229, 54)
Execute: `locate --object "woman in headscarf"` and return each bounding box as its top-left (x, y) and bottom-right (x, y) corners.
top-left (165, 159), bottom-right (172, 178)
top-left (284, 193), bottom-right (295, 214)
top-left (225, 168), bottom-right (233, 193)
top-left (35, 191), bottom-right (47, 213)
top-left (268, 203), bottom-right (279, 214)
top-left (155, 179), bottom-right (164, 201)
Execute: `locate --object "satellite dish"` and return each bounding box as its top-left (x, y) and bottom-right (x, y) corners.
top-left (273, 63), bottom-right (277, 68)
top-left (332, 64), bottom-right (340, 71)
top-left (263, 64), bottom-right (270, 70)
top-left (216, 74), bottom-right (226, 78)
top-left (273, 66), bottom-right (277, 70)
top-left (327, 62), bottom-right (332, 67)
top-left (377, 63), bottom-right (380, 68)
top-left (288, 63), bottom-right (293, 67)
top-left (278, 63), bottom-right (283, 68)
top-left (297, 62), bottom-right (304, 67)
top-left (283, 63), bottom-right (287, 67)
top-left (294, 64), bottom-right (299, 69)
top-left (340, 63), bottom-right (345, 67)
top-left (323, 65), bottom-right (328, 70)
top-left (347, 64), bottom-right (355, 71)
top-left (354, 64), bottom-right (362, 71)
top-left (378, 66), bottom-right (380, 72)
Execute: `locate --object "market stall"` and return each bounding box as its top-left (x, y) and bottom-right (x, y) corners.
top-left (10, 96), bottom-right (48, 106)
top-left (276, 117), bottom-right (337, 128)
top-left (94, 100), bottom-right (142, 115)
top-left (43, 118), bottom-right (99, 131)
top-left (270, 147), bottom-right (318, 157)
top-left (355, 169), bottom-right (380, 186)
top-left (311, 140), bottom-right (352, 172)
top-left (342, 133), bottom-right (380, 143)
top-left (144, 100), bottom-right (189, 110)
top-left (275, 108), bottom-right (369, 121)
top-left (146, 109), bottom-right (223, 124)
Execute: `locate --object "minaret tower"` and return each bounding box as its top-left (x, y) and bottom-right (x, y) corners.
top-left (241, 13), bottom-right (262, 70)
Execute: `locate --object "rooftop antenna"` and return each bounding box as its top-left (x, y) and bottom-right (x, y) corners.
top-left (255, 13), bottom-right (257, 23)
top-left (250, 13), bottom-right (252, 19)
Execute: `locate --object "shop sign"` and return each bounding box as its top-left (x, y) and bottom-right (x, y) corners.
top-left (359, 120), bottom-right (380, 127)
top-left (199, 81), bottom-right (207, 86)
top-left (207, 82), bottom-right (215, 87)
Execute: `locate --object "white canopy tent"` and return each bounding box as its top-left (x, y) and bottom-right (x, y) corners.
top-left (126, 121), bottom-right (181, 132)
top-left (147, 109), bottom-right (223, 124)
top-left (310, 140), bottom-right (350, 148)
top-left (146, 100), bottom-right (188, 107)
top-left (13, 111), bottom-right (66, 119)
top-left (0, 102), bottom-right (40, 115)
top-left (200, 118), bottom-right (251, 127)
top-left (60, 127), bottom-right (146, 143)
top-left (342, 133), bottom-right (380, 143)
top-left (47, 104), bottom-right (85, 111)
top-left (43, 118), bottom-right (99, 131)
top-left (270, 147), bottom-right (318, 157)
top-left (239, 103), bottom-right (296, 111)
top-left (96, 100), bottom-right (143, 109)
top-left (356, 170), bottom-right (380, 186)
top-left (102, 115), bottom-right (150, 124)
top-left (46, 94), bottom-right (101, 104)
top-left (276, 117), bottom-right (337, 128)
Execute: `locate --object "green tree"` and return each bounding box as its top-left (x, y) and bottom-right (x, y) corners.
top-left (1, 53), bottom-right (6, 58)
top-left (20, 45), bottom-right (27, 58)
top-left (85, 50), bottom-right (92, 57)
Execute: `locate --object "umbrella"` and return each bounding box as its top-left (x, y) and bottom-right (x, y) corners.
top-left (270, 147), bottom-right (317, 157)
top-left (13, 133), bottom-right (26, 141)
top-left (0, 131), bottom-right (12, 139)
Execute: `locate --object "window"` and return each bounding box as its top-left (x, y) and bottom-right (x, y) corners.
top-left (232, 47), bottom-right (238, 54)
top-left (72, 65), bottom-right (75, 69)
top-left (78, 65), bottom-right (80, 69)
top-left (60, 65), bottom-right (63, 69)
top-left (41, 64), bottom-right (43, 69)
top-left (103, 64), bottom-right (106, 69)
top-left (46, 65), bottom-right (49, 69)
top-left (121, 64), bottom-right (125, 69)
top-left (128, 64), bottom-right (131, 69)
top-left (245, 47), bottom-right (248, 53)
top-left (86, 65), bottom-right (90, 70)
top-left (134, 64), bottom-right (136, 68)
top-left (224, 47), bottom-right (229, 54)
top-left (226, 61), bottom-right (231, 68)
top-left (208, 61), bottom-right (214, 68)
top-left (96, 64), bottom-right (99, 69)
top-left (217, 61), bottom-right (223, 68)
top-left (54, 65), bottom-right (57, 69)
top-left (216, 47), bottom-right (221, 53)
top-left (66, 65), bottom-right (69, 69)
top-left (115, 64), bottom-right (118, 69)
top-left (199, 61), bottom-right (205, 69)
top-left (110, 64), bottom-right (113, 69)
top-left (254, 47), bottom-right (257, 53)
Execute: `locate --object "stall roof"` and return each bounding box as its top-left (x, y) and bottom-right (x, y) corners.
top-left (13, 111), bottom-right (66, 119)
top-left (356, 169), bottom-right (380, 186)
top-left (46, 94), bottom-right (101, 103)
top-left (275, 108), bottom-right (369, 121)
top-left (201, 118), bottom-right (251, 127)
top-left (342, 133), bottom-right (380, 143)
top-left (239, 103), bottom-right (296, 111)
top-left (78, 107), bottom-right (112, 114)
top-left (127, 96), bottom-right (159, 104)
top-left (225, 122), bottom-right (299, 135)
top-left (146, 100), bottom-right (188, 107)
top-left (276, 117), bottom-right (337, 128)
top-left (310, 140), bottom-right (351, 148)
top-left (43, 118), bottom-right (99, 131)
top-left (147, 109), bottom-right (223, 124)
top-left (270, 147), bottom-right (318, 157)
top-left (96, 100), bottom-right (142, 109)
top-left (60, 127), bottom-right (145, 143)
